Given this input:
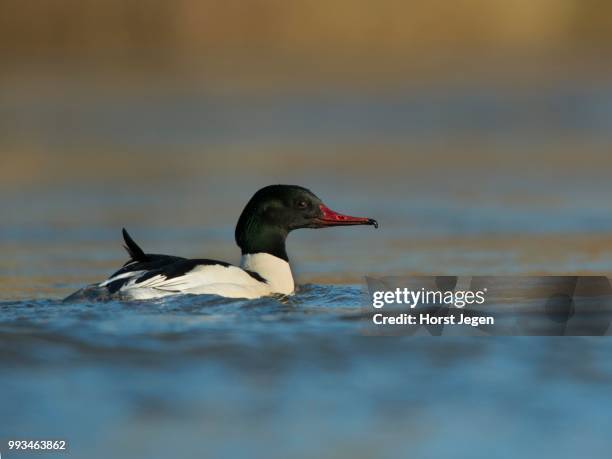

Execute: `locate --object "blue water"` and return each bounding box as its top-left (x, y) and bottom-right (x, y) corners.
top-left (2, 288), bottom-right (612, 458)
top-left (4, 84), bottom-right (612, 148)
top-left (3, 83), bottom-right (612, 458)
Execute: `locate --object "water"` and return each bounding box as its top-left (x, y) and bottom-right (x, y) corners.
top-left (3, 292), bottom-right (612, 458)
top-left (2, 83), bottom-right (612, 458)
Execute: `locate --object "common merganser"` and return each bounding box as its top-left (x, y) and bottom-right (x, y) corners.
top-left (68, 185), bottom-right (377, 300)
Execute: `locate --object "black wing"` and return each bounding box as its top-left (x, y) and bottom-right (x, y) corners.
top-left (102, 229), bottom-right (265, 295)
top-left (109, 228), bottom-right (186, 278)
top-left (122, 228), bottom-right (146, 262)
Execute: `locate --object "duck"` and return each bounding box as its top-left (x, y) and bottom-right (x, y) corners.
top-left (68, 185), bottom-right (378, 300)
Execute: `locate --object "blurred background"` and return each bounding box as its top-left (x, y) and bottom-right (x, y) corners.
top-left (3, 0), bottom-right (612, 298)
top-left (3, 3), bottom-right (612, 458)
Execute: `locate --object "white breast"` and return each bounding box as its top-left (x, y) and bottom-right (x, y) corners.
top-left (98, 253), bottom-right (295, 300)
top-left (240, 253), bottom-right (295, 295)
top-left (102, 264), bottom-right (274, 300)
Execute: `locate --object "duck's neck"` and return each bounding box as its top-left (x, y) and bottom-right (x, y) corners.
top-left (240, 252), bottom-right (294, 295)
top-left (236, 222), bottom-right (289, 261)
top-left (235, 218), bottom-right (293, 293)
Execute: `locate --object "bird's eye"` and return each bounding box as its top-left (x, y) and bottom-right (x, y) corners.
top-left (297, 200), bottom-right (308, 209)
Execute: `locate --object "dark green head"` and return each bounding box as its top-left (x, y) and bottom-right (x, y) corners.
top-left (235, 185), bottom-right (378, 260)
